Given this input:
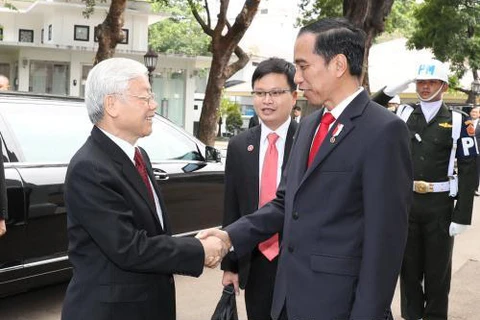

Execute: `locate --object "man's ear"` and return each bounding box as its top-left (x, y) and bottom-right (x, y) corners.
top-left (104, 94), bottom-right (118, 118)
top-left (332, 54), bottom-right (348, 77)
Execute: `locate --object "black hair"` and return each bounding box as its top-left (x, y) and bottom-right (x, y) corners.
top-left (293, 106), bottom-right (301, 111)
top-left (251, 57), bottom-right (296, 91)
top-left (298, 18), bottom-right (366, 77)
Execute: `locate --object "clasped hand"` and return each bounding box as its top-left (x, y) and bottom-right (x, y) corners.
top-left (196, 228), bottom-right (232, 268)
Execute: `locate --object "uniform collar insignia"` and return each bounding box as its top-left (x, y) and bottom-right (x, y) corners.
top-left (438, 122), bottom-right (452, 128)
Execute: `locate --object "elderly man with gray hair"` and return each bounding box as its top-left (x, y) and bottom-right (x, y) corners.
top-left (61, 57), bottom-right (227, 320)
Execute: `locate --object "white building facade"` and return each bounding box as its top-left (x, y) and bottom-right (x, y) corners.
top-left (0, 0), bottom-right (211, 134)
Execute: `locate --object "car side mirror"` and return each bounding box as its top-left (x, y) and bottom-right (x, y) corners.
top-left (205, 146), bottom-right (221, 162)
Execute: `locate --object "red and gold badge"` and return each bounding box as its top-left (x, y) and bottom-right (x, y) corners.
top-left (465, 120), bottom-right (475, 136)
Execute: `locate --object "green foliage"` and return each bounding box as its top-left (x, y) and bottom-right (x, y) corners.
top-left (297, 0), bottom-right (342, 26)
top-left (297, 0), bottom-right (417, 38)
top-left (407, 0), bottom-right (480, 79)
top-left (220, 97), bottom-right (242, 134)
top-left (149, 0), bottom-right (210, 56)
top-left (384, 0), bottom-right (418, 37)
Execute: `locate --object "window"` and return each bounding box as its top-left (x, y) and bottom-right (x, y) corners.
top-left (29, 60), bottom-right (70, 95)
top-left (41, 28), bottom-right (44, 44)
top-left (138, 119), bottom-right (203, 162)
top-left (120, 29), bottom-right (129, 44)
top-left (0, 27), bottom-right (3, 41)
top-left (19, 29), bottom-right (34, 43)
top-left (74, 25), bottom-right (89, 41)
top-left (48, 24), bottom-right (52, 41)
top-left (4, 104), bottom-right (91, 163)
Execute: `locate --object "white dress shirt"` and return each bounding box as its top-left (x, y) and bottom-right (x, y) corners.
top-left (99, 128), bottom-right (164, 228)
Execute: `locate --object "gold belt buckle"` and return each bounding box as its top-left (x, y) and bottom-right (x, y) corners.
top-left (414, 180), bottom-right (432, 194)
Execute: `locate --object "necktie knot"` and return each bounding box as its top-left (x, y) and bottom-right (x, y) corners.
top-left (267, 132), bottom-right (279, 146)
top-left (321, 112), bottom-right (335, 125)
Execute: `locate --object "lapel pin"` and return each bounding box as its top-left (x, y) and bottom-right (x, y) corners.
top-left (247, 145), bottom-right (254, 152)
top-left (330, 123), bottom-right (344, 144)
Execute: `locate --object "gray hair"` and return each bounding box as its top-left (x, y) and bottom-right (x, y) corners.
top-left (85, 58), bottom-right (148, 124)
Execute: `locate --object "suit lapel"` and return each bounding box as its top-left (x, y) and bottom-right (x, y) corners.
top-left (282, 120), bottom-right (298, 170)
top-left (246, 126), bottom-right (261, 208)
top-left (300, 91), bottom-right (369, 185)
top-left (91, 127), bottom-right (163, 230)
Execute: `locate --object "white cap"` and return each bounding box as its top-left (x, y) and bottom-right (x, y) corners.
top-left (415, 59), bottom-right (449, 83)
top-left (389, 95), bottom-right (400, 104)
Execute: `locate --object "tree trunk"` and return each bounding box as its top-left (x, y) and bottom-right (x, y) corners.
top-left (344, 0), bottom-right (394, 93)
top-left (193, 0), bottom-right (261, 146)
top-left (93, 0), bottom-right (127, 65)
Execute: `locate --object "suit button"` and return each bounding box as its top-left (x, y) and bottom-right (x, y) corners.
top-left (288, 245), bottom-right (294, 253)
top-left (292, 212), bottom-right (299, 220)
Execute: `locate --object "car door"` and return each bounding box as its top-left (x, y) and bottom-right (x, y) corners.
top-left (138, 117), bottom-right (225, 235)
top-left (0, 100), bottom-right (91, 294)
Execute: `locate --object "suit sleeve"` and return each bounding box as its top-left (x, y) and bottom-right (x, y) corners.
top-left (224, 167), bottom-right (286, 259)
top-left (350, 118), bottom-right (413, 317)
top-left (65, 159), bottom-right (205, 277)
top-left (221, 140), bottom-right (241, 272)
top-left (0, 143), bottom-right (7, 220)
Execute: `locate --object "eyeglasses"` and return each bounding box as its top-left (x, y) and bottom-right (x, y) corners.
top-left (128, 92), bottom-right (156, 105)
top-left (251, 89), bottom-right (292, 98)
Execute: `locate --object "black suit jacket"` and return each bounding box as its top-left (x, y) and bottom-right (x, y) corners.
top-left (221, 120), bottom-right (298, 288)
top-left (61, 126), bottom-right (205, 320)
top-left (226, 91), bottom-right (413, 319)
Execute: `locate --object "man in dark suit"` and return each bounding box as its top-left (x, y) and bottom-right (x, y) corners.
top-left (221, 58), bottom-right (298, 320)
top-left (61, 58), bottom-right (226, 320)
top-left (248, 113), bottom-right (260, 128)
top-left (199, 18), bottom-right (412, 319)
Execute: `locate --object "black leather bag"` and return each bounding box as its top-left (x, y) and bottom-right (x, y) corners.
top-left (211, 284), bottom-right (238, 320)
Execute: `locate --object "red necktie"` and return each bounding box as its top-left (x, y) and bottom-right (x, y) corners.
top-left (307, 112), bottom-right (335, 167)
top-left (134, 148), bottom-right (155, 202)
top-left (258, 133), bottom-right (280, 261)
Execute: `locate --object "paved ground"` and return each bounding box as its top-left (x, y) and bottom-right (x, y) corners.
top-left (0, 197), bottom-right (478, 320)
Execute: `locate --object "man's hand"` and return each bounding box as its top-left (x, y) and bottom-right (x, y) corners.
top-left (0, 219), bottom-right (6, 237)
top-left (384, 78), bottom-right (415, 97)
top-left (198, 236), bottom-right (228, 268)
top-left (449, 222), bottom-right (468, 237)
top-left (222, 271), bottom-right (240, 295)
top-left (197, 228), bottom-right (232, 250)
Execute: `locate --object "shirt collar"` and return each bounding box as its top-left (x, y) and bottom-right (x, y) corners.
top-left (260, 117), bottom-right (292, 143)
top-left (98, 127), bottom-right (136, 163)
top-left (325, 87), bottom-right (364, 119)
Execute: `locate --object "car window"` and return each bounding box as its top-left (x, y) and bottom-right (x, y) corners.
top-left (138, 118), bottom-right (203, 162)
top-left (4, 103), bottom-right (91, 163)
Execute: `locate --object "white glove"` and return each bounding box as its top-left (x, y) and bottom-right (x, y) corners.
top-left (384, 78), bottom-right (415, 97)
top-left (449, 222), bottom-right (468, 237)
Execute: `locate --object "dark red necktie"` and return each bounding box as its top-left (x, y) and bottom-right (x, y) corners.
top-left (134, 148), bottom-right (154, 202)
top-left (307, 112), bottom-right (335, 167)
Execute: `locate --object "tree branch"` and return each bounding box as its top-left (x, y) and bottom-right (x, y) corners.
top-left (214, 0), bottom-right (229, 36)
top-left (203, 0), bottom-right (211, 29)
top-left (224, 45), bottom-right (249, 79)
top-left (188, 0), bottom-right (213, 37)
top-left (225, 0), bottom-right (260, 46)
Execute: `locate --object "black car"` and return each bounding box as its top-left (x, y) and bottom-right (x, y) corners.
top-left (0, 92), bottom-right (224, 297)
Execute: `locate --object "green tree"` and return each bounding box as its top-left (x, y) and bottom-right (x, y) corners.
top-left (149, 0), bottom-right (210, 56)
top-left (218, 97), bottom-right (242, 135)
top-left (407, 0), bottom-right (480, 102)
top-left (384, 0), bottom-right (417, 37)
top-left (188, 0), bottom-right (261, 146)
top-left (297, 0), bottom-right (395, 92)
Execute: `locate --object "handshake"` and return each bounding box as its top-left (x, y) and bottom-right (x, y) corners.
top-left (196, 228), bottom-right (232, 268)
